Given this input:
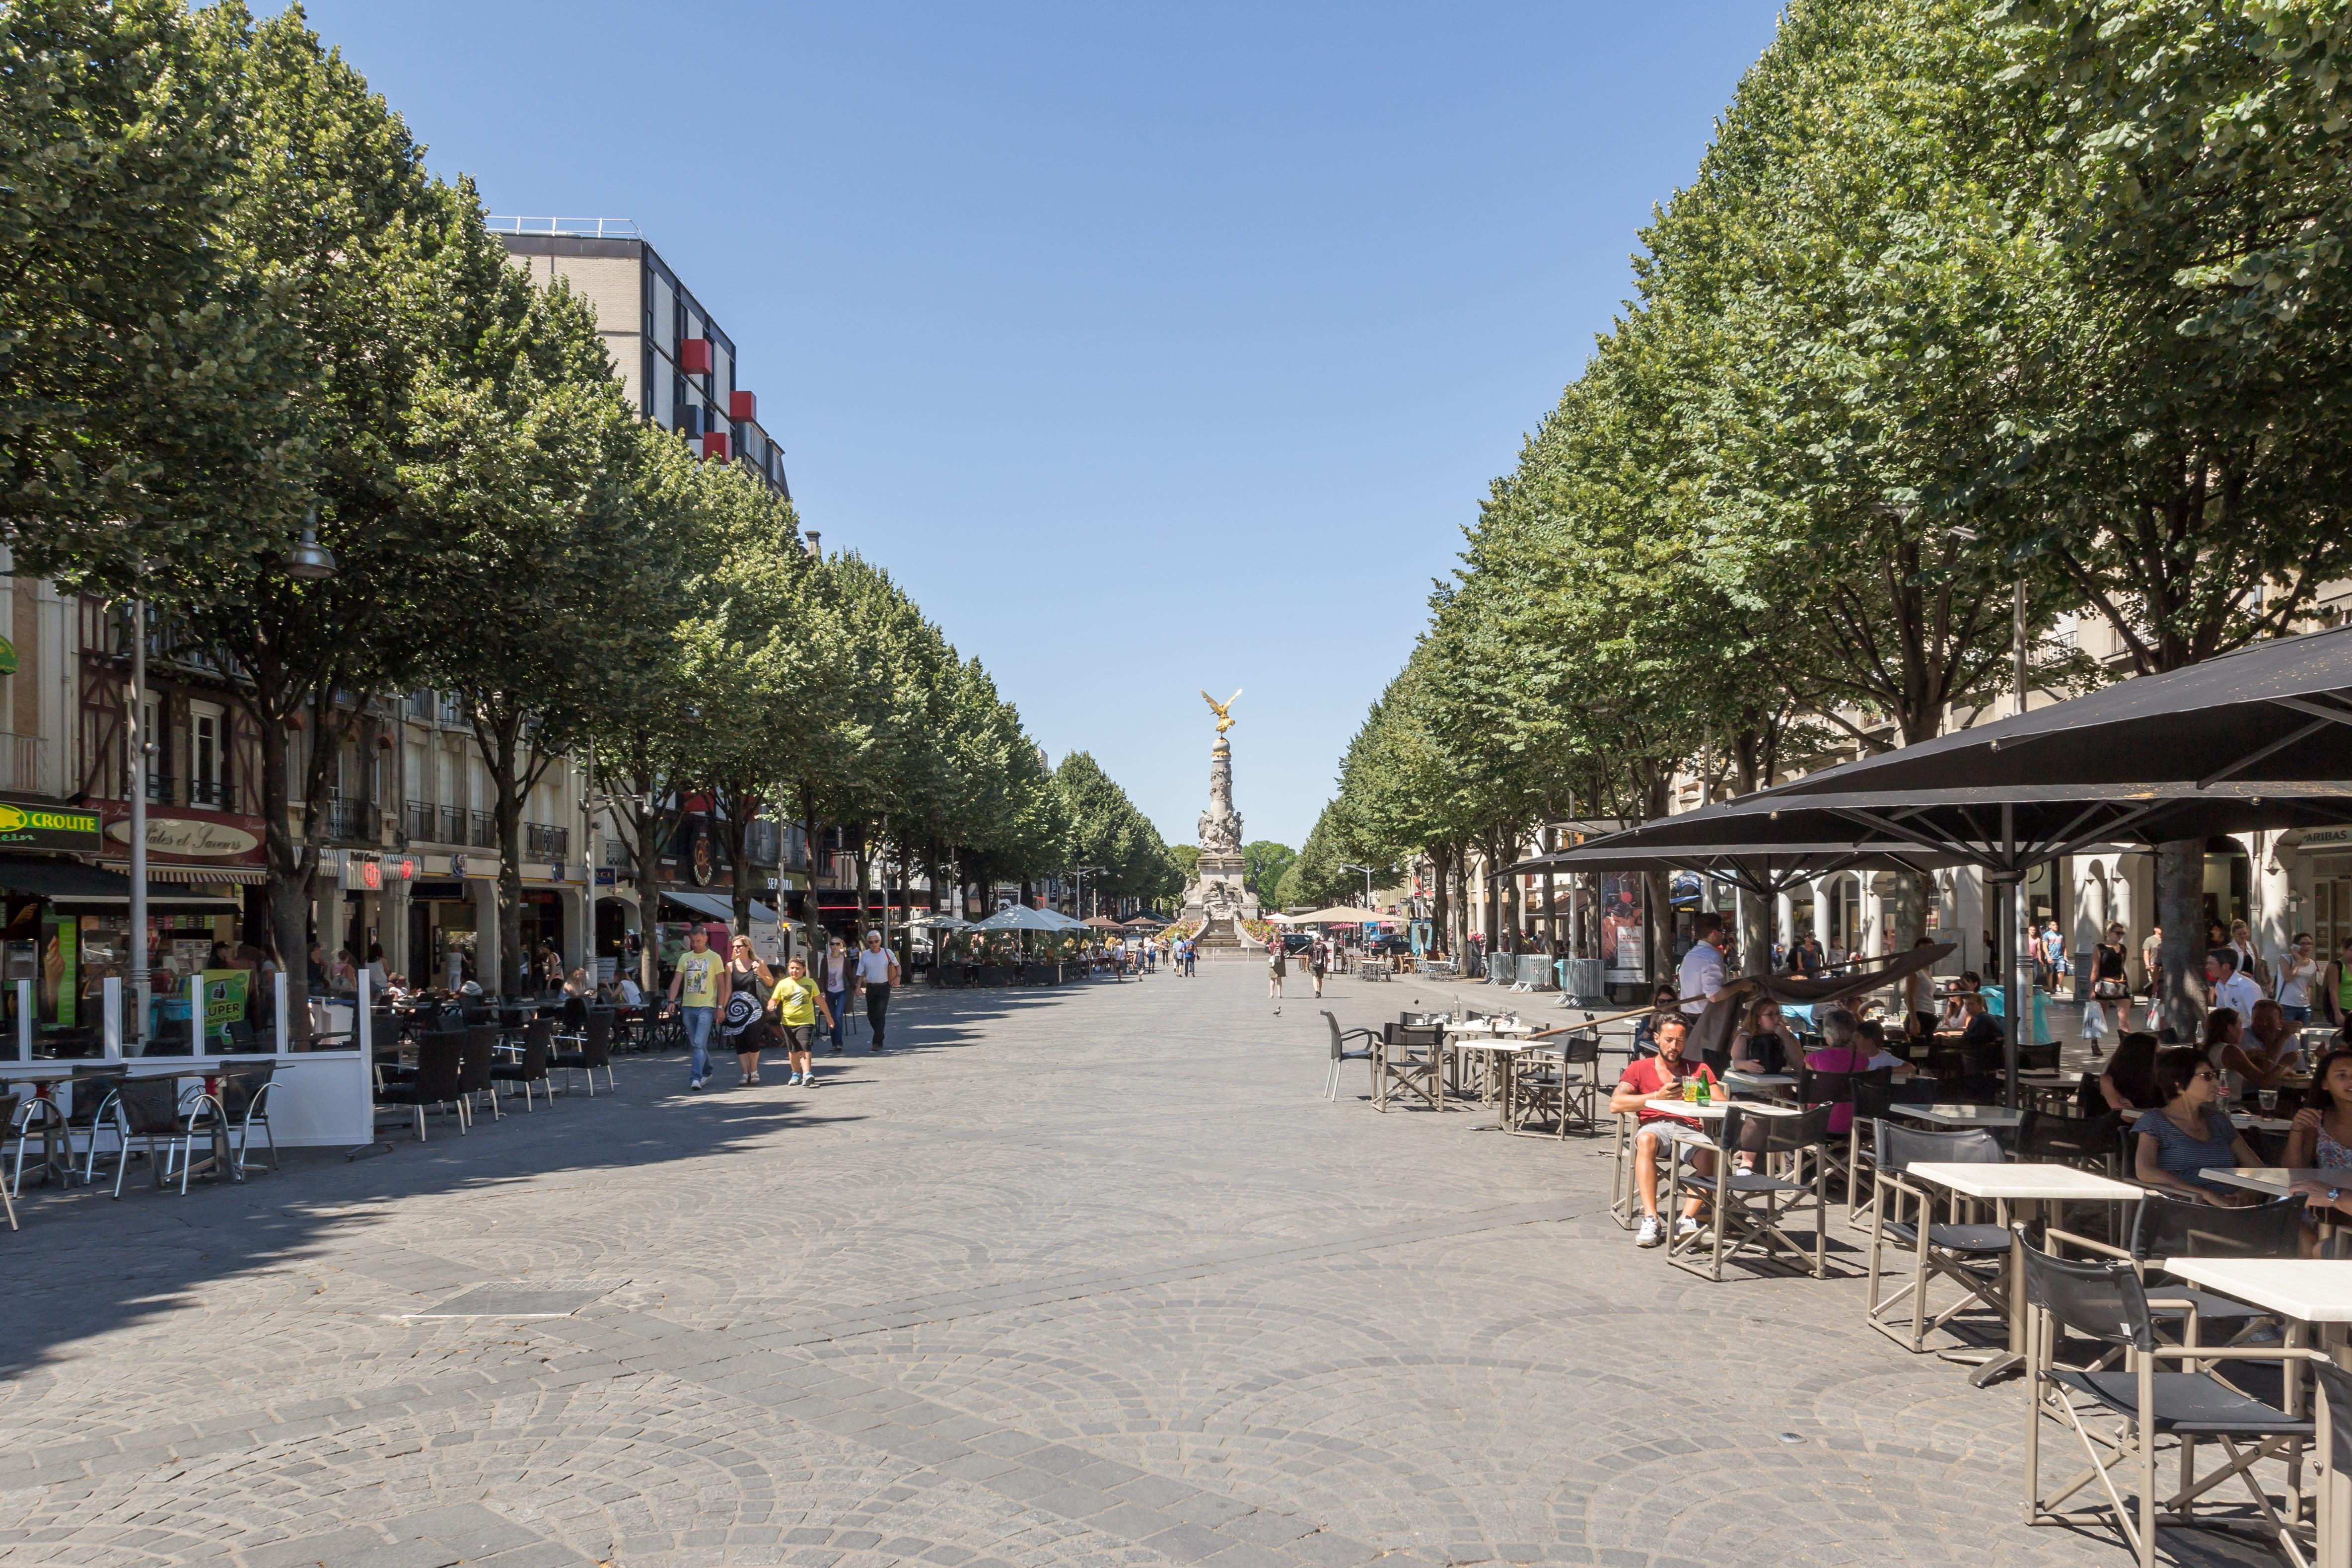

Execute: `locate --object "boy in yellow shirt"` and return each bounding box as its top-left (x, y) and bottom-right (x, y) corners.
top-left (767, 955), bottom-right (834, 1087)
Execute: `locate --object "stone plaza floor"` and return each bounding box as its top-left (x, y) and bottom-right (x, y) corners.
top-left (0, 963), bottom-right (2287, 1567)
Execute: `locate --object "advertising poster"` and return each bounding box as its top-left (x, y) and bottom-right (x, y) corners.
top-left (1600, 871), bottom-right (1646, 982)
top-left (41, 913), bottom-right (77, 1027)
top-left (201, 969), bottom-right (250, 1049)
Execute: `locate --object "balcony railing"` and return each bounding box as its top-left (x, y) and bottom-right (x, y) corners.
top-left (404, 799), bottom-right (434, 842)
top-left (524, 822), bottom-right (570, 862)
top-left (470, 810), bottom-right (497, 850)
top-left (143, 770), bottom-right (174, 805)
top-left (322, 798), bottom-right (377, 844)
top-left (188, 778), bottom-right (229, 809)
top-left (440, 804), bottom-right (466, 844)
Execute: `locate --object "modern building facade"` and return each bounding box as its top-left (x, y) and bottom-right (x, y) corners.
top-left (489, 217), bottom-right (790, 499)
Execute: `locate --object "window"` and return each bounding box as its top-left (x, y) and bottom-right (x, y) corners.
top-left (189, 701), bottom-right (225, 808)
top-left (139, 695), bottom-right (166, 802)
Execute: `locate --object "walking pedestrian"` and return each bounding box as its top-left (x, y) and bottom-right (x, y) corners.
top-left (766, 954), bottom-right (831, 1087)
top-left (856, 928), bottom-right (899, 1051)
top-left (1267, 935), bottom-right (1286, 1012)
top-left (664, 924), bottom-right (728, 1091)
top-left (819, 935), bottom-right (853, 1055)
top-left (722, 934), bottom-right (775, 1088)
top-left (1309, 936), bottom-right (1327, 999)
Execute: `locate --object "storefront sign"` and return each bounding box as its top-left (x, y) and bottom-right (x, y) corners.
top-left (595, 868), bottom-right (615, 886)
top-left (450, 854), bottom-right (467, 879)
top-left (2300, 827), bottom-right (2352, 850)
top-left (0, 802), bottom-right (102, 852)
top-left (551, 860), bottom-right (566, 883)
top-left (342, 854), bottom-right (382, 892)
top-left (389, 855), bottom-right (417, 883)
top-left (104, 814), bottom-right (258, 857)
top-left (200, 967), bottom-right (249, 1047)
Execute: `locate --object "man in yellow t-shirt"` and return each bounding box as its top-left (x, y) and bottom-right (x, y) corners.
top-left (665, 925), bottom-right (729, 1091)
top-left (767, 955), bottom-right (833, 1088)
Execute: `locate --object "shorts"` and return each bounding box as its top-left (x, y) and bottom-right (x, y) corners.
top-left (779, 1023), bottom-right (813, 1052)
top-left (725, 1022), bottom-right (774, 1055)
top-left (2281, 1004), bottom-right (2311, 1023)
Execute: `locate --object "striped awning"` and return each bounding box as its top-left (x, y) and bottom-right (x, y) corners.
top-left (102, 860), bottom-right (266, 886)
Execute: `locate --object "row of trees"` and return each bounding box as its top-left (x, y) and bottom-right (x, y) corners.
top-left (1310, 0), bottom-right (2352, 995)
top-left (1, 0), bottom-right (1172, 989)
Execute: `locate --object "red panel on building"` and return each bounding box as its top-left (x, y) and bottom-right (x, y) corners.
top-left (729, 390), bottom-right (756, 422)
top-left (701, 431), bottom-right (730, 461)
top-left (678, 338), bottom-right (712, 375)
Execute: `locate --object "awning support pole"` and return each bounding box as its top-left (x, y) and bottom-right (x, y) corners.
top-left (2001, 803), bottom-right (2021, 1112)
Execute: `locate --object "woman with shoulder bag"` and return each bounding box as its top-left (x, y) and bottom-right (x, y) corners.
top-left (2088, 923), bottom-right (2130, 1053)
top-left (721, 934), bottom-right (776, 1088)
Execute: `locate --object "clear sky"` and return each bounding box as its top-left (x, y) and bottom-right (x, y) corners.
top-left (294, 1), bottom-right (1782, 852)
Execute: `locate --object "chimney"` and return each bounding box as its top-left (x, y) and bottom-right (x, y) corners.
top-left (803, 529), bottom-right (821, 560)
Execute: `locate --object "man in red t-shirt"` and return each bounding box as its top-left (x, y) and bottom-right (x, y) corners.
top-left (1609, 1013), bottom-right (1719, 1247)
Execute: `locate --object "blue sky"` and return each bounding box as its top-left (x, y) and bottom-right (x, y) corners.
top-left (295, 1), bottom-right (1782, 852)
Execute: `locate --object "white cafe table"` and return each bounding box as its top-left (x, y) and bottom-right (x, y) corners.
top-left (1445, 1038), bottom-right (1533, 1128)
top-left (1890, 1103), bottom-right (2025, 1131)
top-left (2160, 1258), bottom-right (2352, 1568)
top-left (1643, 1093), bottom-right (1802, 1122)
top-left (1903, 1161), bottom-right (2146, 1387)
top-left (1723, 1071), bottom-right (1797, 1096)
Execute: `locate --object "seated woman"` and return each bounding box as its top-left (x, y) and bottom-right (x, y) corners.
top-left (1936, 991), bottom-right (2002, 1051)
top-left (2098, 1030), bottom-right (2163, 1112)
top-left (2245, 998), bottom-right (2304, 1075)
top-left (1729, 997), bottom-right (1794, 1075)
top-left (2134, 1046), bottom-right (2262, 1204)
top-left (1936, 972), bottom-right (1983, 1033)
top-left (2288, 1048), bottom-right (2352, 1223)
top-left (2205, 1006), bottom-right (2293, 1096)
top-left (1803, 1007), bottom-right (1909, 1136)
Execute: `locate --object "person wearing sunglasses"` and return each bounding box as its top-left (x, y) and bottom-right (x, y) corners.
top-left (2133, 1047), bottom-right (2263, 1204)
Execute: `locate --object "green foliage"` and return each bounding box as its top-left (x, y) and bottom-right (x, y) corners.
top-left (1241, 840), bottom-right (1295, 905)
top-left (0, 0), bottom-right (310, 589)
top-left (1055, 752), bottom-right (1182, 906)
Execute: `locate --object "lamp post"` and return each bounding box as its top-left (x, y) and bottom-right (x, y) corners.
top-left (1069, 865), bottom-right (1105, 920)
top-left (128, 596), bottom-right (147, 1046)
top-left (1341, 863), bottom-right (1390, 913)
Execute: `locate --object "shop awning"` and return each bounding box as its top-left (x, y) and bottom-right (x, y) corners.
top-left (100, 859), bottom-right (266, 885)
top-left (0, 857), bottom-right (243, 912)
top-left (661, 889), bottom-right (778, 925)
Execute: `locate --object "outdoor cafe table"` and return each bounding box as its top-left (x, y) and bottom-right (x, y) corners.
top-left (2122, 1106), bottom-right (2298, 1139)
top-left (1446, 1038), bottom-right (1532, 1130)
top-left (0, 1059), bottom-right (252, 1186)
top-left (1902, 1161), bottom-right (2146, 1387)
top-left (2199, 1168), bottom-right (2346, 1249)
top-left (2161, 1257), bottom-right (2352, 1568)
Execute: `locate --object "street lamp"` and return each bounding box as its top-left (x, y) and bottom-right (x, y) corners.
top-left (1068, 865), bottom-right (1106, 920)
top-left (1341, 863), bottom-right (1390, 911)
top-left (283, 507), bottom-right (338, 581)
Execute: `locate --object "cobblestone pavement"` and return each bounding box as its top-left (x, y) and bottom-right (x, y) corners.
top-left (0, 963), bottom-right (2282, 1568)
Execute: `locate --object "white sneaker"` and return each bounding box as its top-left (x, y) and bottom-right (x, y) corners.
top-left (1635, 1215), bottom-right (1663, 1248)
top-left (1675, 1216), bottom-right (1701, 1239)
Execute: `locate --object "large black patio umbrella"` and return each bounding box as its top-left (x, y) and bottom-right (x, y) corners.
top-left (1552, 625), bottom-right (2352, 1104)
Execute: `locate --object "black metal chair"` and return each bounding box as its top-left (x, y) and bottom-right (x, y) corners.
top-left (1864, 1124), bottom-right (2011, 1354)
top-left (1669, 1103), bottom-right (1837, 1281)
top-left (1321, 1010), bottom-right (1379, 1101)
top-left (1551, 1029), bottom-right (1604, 1137)
top-left (214, 1063), bottom-right (279, 1176)
top-left (491, 1019), bottom-right (554, 1111)
top-left (2021, 1243), bottom-right (2319, 1568)
top-left (375, 1032), bottom-right (464, 1141)
top-left (0, 1094), bottom-right (16, 1228)
top-left (553, 1010), bottom-right (616, 1096)
top-left (104, 1076), bottom-right (215, 1197)
top-left (455, 1027), bottom-right (499, 1125)
top-left (1844, 1076), bottom-right (1939, 1222)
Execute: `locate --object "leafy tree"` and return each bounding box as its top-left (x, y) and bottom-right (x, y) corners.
top-left (407, 266), bottom-right (646, 995)
top-left (1, 0), bottom-right (310, 590)
top-left (1055, 751), bottom-right (1179, 913)
top-left (1241, 840), bottom-right (1295, 908)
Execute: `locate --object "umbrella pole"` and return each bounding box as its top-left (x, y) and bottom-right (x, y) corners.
top-left (2001, 805), bottom-right (2021, 1112)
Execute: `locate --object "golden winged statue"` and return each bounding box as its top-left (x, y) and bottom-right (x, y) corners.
top-left (1200, 688), bottom-right (1243, 736)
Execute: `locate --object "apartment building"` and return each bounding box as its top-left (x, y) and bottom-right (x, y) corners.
top-left (490, 217), bottom-right (791, 499)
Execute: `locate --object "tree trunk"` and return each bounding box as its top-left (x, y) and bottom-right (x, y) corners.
top-left (632, 801), bottom-right (659, 996)
top-left (2156, 839), bottom-right (2207, 1040)
top-left (495, 777), bottom-right (523, 998)
top-left (1881, 868), bottom-right (1925, 961)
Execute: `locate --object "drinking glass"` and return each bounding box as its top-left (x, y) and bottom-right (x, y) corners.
top-left (2258, 1088), bottom-right (2279, 1115)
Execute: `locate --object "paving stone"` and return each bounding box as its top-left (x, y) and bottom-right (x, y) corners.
top-left (0, 970), bottom-right (2281, 1568)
